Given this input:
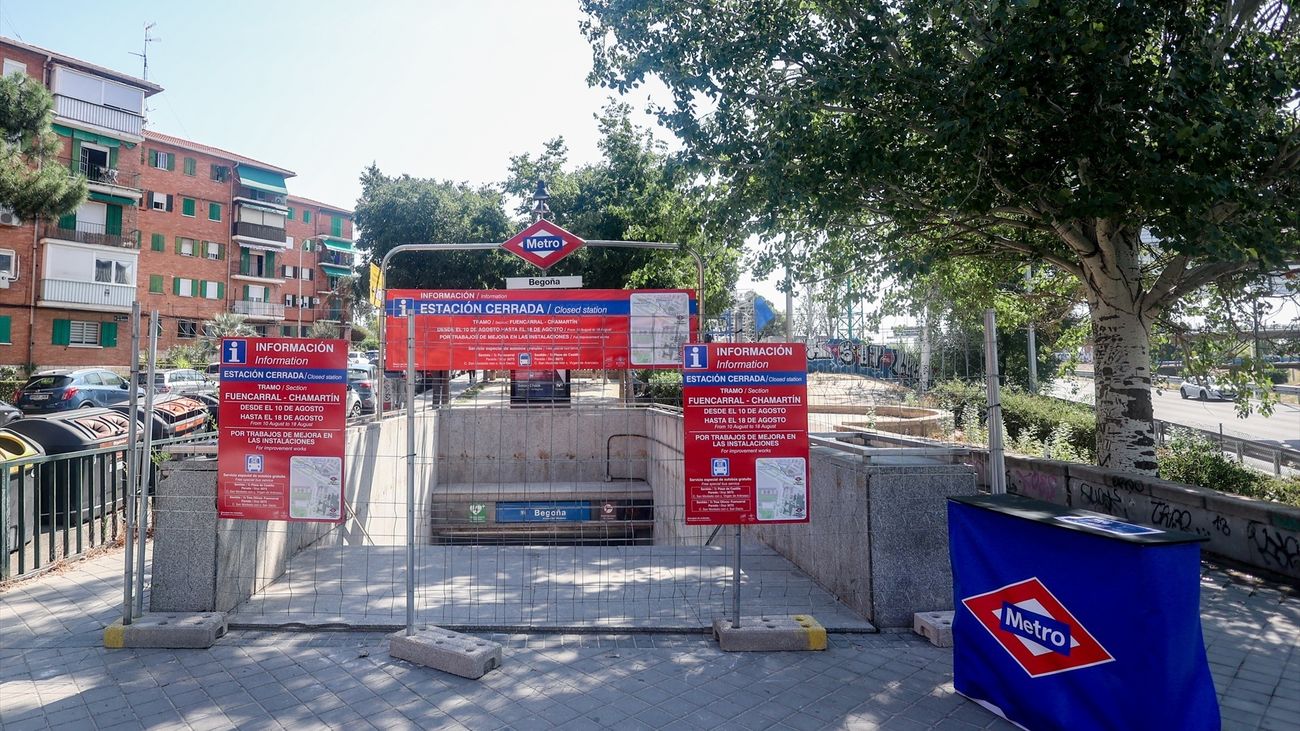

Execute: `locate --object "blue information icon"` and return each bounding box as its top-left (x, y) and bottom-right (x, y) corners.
top-left (711, 458), bottom-right (730, 477)
top-left (245, 454), bottom-right (264, 473)
top-left (685, 345), bottom-right (708, 369)
top-left (223, 339), bottom-right (247, 364)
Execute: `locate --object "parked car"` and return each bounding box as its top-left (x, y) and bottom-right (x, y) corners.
top-left (14, 369), bottom-right (140, 414)
top-left (205, 362), bottom-right (221, 380)
top-left (346, 383), bottom-right (371, 417)
top-left (136, 368), bottom-right (217, 397)
top-left (347, 371), bottom-right (377, 414)
top-left (1179, 377), bottom-right (1238, 401)
top-left (0, 399), bottom-right (20, 425)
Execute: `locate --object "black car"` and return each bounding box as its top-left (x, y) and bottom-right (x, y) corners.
top-left (14, 369), bottom-right (141, 414)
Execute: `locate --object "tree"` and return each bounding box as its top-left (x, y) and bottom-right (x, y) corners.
top-left (583, 1), bottom-right (1300, 473)
top-left (0, 73), bottom-right (86, 219)
top-left (502, 103), bottom-right (742, 316)
top-left (202, 312), bottom-right (255, 354)
top-left (308, 321), bottom-right (340, 339)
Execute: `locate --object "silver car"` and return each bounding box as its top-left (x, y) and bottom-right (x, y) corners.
top-left (137, 368), bottom-right (218, 398)
top-left (1179, 378), bottom-right (1237, 401)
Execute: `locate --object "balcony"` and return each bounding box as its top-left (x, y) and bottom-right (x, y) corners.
top-left (42, 221), bottom-right (138, 249)
top-left (235, 188), bottom-right (288, 207)
top-left (53, 95), bottom-right (143, 139)
top-left (233, 300), bottom-right (286, 320)
top-left (40, 278), bottom-right (135, 312)
top-left (59, 157), bottom-right (142, 200)
top-left (232, 221), bottom-right (287, 245)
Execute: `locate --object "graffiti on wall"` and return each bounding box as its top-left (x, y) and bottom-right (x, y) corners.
top-left (806, 337), bottom-right (922, 382)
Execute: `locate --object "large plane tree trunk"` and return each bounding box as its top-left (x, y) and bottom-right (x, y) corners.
top-left (1078, 228), bottom-right (1158, 474)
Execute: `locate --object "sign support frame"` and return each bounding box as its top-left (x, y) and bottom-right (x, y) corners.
top-left (375, 240), bottom-right (706, 419)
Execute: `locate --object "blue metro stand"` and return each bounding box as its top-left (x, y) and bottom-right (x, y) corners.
top-left (948, 494), bottom-right (1219, 730)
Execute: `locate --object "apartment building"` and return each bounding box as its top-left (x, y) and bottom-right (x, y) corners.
top-left (0, 36), bottom-right (355, 371)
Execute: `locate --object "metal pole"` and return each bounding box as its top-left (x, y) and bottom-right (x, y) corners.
top-left (135, 310), bottom-right (158, 616)
top-left (1026, 267), bottom-right (1038, 394)
top-left (732, 525), bottom-right (742, 628)
top-left (785, 255), bottom-right (794, 342)
top-left (984, 309), bottom-right (1006, 494)
top-left (405, 313), bottom-right (416, 636)
top-left (122, 302), bottom-right (141, 625)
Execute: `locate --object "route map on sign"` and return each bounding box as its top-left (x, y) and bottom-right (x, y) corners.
top-left (681, 343), bottom-right (810, 525)
top-left (385, 288), bottom-right (697, 371)
top-left (217, 337), bottom-right (347, 522)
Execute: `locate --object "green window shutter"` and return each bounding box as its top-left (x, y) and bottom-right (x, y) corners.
top-left (58, 212), bottom-right (76, 230)
top-left (199, 240), bottom-right (208, 258)
top-left (216, 243), bottom-right (225, 260)
top-left (242, 285), bottom-right (250, 300)
top-left (331, 216), bottom-right (343, 237)
top-left (0, 316), bottom-right (11, 344)
top-left (183, 157), bottom-right (196, 176)
top-left (108, 146), bottom-right (118, 169)
top-left (52, 319), bottom-right (71, 346)
top-left (149, 274), bottom-right (163, 293)
top-left (266, 252), bottom-right (276, 272)
top-left (182, 198), bottom-right (196, 217)
top-left (101, 322), bottom-right (118, 347)
top-left (217, 282), bottom-right (225, 300)
top-left (209, 202), bottom-right (221, 221)
top-left (166, 152), bottom-right (175, 171)
top-left (303, 210), bottom-right (311, 223)
top-left (69, 140), bottom-right (82, 174)
top-left (240, 248), bottom-right (250, 274)
top-left (147, 148), bottom-right (157, 167)
top-left (172, 277), bottom-right (181, 295)
top-left (175, 236), bottom-right (183, 254)
top-left (287, 207), bottom-right (295, 220)
top-left (151, 233), bottom-right (163, 251)
top-left (105, 205), bottom-right (122, 235)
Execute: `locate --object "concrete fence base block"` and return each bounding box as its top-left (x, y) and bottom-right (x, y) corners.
top-left (389, 627), bottom-right (503, 679)
top-left (103, 612), bottom-right (228, 649)
top-left (713, 615), bottom-right (828, 652)
top-left (913, 611), bottom-right (954, 648)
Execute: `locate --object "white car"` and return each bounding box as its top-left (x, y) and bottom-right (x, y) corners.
top-left (1179, 378), bottom-right (1237, 401)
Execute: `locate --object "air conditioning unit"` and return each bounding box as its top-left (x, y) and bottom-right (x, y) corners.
top-left (0, 208), bottom-right (21, 226)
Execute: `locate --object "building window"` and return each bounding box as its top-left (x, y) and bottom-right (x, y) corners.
top-left (174, 278), bottom-right (194, 297)
top-left (183, 157), bottom-right (197, 176)
top-left (181, 197), bottom-right (196, 217)
top-left (209, 203), bottom-right (222, 221)
top-left (331, 216), bottom-right (344, 238)
top-left (178, 237), bottom-right (196, 256)
top-left (2, 59), bottom-right (26, 77)
top-left (0, 248), bottom-right (15, 279)
top-left (149, 192), bottom-right (172, 211)
top-left (148, 274), bottom-right (163, 293)
top-left (285, 294), bottom-right (295, 307)
top-left (302, 210), bottom-right (311, 224)
top-left (69, 321), bottom-right (101, 347)
top-left (203, 281), bottom-right (222, 299)
top-left (283, 265), bottom-right (297, 279)
top-left (211, 164), bottom-right (230, 182)
top-left (178, 320), bottom-right (198, 339)
top-left (150, 150), bottom-right (175, 170)
top-left (150, 233), bottom-right (164, 251)
top-left (301, 268), bottom-right (313, 280)
top-left (0, 315), bottom-right (10, 344)
top-left (254, 325), bottom-right (268, 337)
top-left (94, 258), bottom-right (131, 284)
top-left (206, 242), bottom-right (223, 260)
top-left (287, 207), bottom-right (295, 220)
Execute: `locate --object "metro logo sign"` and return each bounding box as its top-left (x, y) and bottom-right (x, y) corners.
top-left (962, 577), bottom-right (1114, 678)
top-left (501, 219), bottom-right (585, 269)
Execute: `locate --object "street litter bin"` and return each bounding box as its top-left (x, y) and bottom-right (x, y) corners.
top-left (948, 494), bottom-right (1218, 730)
top-left (8, 409), bottom-right (139, 525)
top-left (0, 429), bottom-right (42, 553)
top-left (112, 395), bottom-right (210, 440)
top-left (190, 393), bottom-right (220, 427)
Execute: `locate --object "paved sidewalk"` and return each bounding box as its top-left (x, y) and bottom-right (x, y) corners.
top-left (2, 547), bottom-right (1297, 730)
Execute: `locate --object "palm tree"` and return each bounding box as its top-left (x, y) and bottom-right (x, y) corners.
top-left (202, 312), bottom-right (256, 354)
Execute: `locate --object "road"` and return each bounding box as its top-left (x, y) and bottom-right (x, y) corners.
top-left (1050, 377), bottom-right (1300, 451)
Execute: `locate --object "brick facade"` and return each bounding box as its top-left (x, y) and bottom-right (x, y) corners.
top-left (0, 37), bottom-right (355, 374)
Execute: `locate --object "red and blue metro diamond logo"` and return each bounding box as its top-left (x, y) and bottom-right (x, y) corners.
top-left (501, 219), bottom-right (585, 270)
top-left (962, 577), bottom-right (1115, 678)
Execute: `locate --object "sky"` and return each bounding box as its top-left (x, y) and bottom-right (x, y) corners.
top-left (0, 0), bottom-right (809, 316)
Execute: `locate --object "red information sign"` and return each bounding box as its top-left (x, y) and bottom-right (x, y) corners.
top-left (681, 343), bottom-right (810, 525)
top-left (217, 337), bottom-right (347, 522)
top-left (385, 288), bottom-right (697, 370)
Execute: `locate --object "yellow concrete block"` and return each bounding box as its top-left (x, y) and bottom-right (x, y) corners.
top-left (103, 620), bottom-right (125, 649)
top-left (793, 615), bottom-right (827, 650)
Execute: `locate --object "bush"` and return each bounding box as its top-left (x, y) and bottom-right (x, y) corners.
top-left (928, 379), bottom-right (1097, 461)
top-left (640, 370), bottom-right (682, 405)
top-left (1158, 429), bottom-right (1300, 507)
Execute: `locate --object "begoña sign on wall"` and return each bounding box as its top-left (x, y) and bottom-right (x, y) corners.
top-left (681, 343), bottom-right (810, 525)
top-left (217, 337), bottom-right (347, 522)
top-left (385, 288), bottom-right (697, 370)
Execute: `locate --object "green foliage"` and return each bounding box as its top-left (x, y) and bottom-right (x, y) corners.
top-left (202, 313), bottom-right (255, 355)
top-left (931, 380), bottom-right (1097, 461)
top-left (308, 321), bottom-right (340, 339)
top-left (0, 73), bottom-right (86, 219)
top-left (1159, 429), bottom-right (1300, 507)
top-left (637, 369), bottom-right (683, 405)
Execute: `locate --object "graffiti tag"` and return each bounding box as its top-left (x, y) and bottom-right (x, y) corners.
top-left (1247, 521), bottom-right (1300, 570)
top-left (1077, 483), bottom-right (1128, 518)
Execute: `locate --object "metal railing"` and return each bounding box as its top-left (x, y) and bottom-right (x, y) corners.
top-left (42, 220), bottom-right (138, 249)
top-left (1, 432), bottom-right (212, 582)
top-left (1153, 420), bottom-right (1300, 476)
top-left (233, 300), bottom-right (286, 318)
top-left (53, 95), bottom-right (143, 137)
top-left (41, 278), bottom-right (136, 309)
top-left (232, 221), bottom-right (287, 243)
top-left (235, 189), bottom-right (288, 206)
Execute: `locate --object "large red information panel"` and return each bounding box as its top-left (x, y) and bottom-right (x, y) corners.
top-left (218, 338), bottom-right (347, 522)
top-left (385, 289), bottom-right (696, 370)
top-left (682, 343), bottom-right (810, 525)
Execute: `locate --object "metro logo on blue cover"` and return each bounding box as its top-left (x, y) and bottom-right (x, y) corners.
top-left (522, 235), bottom-right (564, 252)
top-left (962, 577), bottom-right (1113, 678)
